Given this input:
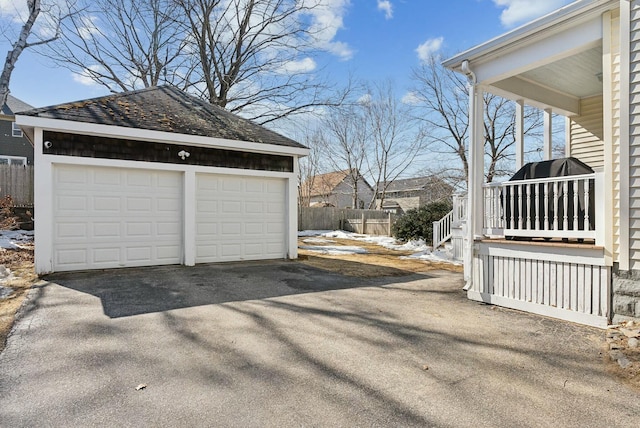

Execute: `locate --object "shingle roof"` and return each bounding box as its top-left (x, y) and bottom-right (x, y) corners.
top-left (19, 85), bottom-right (305, 149)
top-left (302, 169), bottom-right (351, 197)
top-left (1, 95), bottom-right (34, 116)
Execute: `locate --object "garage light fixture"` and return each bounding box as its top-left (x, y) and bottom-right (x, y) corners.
top-left (178, 150), bottom-right (190, 160)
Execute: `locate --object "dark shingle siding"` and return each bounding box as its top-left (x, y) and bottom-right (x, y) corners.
top-left (20, 86), bottom-right (305, 149)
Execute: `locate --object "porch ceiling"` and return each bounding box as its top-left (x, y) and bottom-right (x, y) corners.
top-left (487, 45), bottom-right (603, 116)
top-left (518, 47), bottom-right (603, 99)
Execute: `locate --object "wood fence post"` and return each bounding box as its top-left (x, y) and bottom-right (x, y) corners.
top-left (388, 212), bottom-right (392, 236)
top-left (361, 212), bottom-right (366, 234)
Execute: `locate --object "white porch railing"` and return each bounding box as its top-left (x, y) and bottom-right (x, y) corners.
top-left (453, 193), bottom-right (467, 225)
top-left (432, 210), bottom-right (453, 249)
top-left (483, 173), bottom-right (600, 241)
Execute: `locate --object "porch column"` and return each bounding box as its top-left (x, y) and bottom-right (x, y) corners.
top-left (543, 108), bottom-right (553, 160)
top-left (468, 84), bottom-right (485, 240)
top-left (515, 100), bottom-right (524, 169)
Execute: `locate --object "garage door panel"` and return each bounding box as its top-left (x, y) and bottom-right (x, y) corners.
top-left (126, 222), bottom-right (152, 236)
top-left (53, 165), bottom-right (182, 271)
top-left (127, 197), bottom-right (152, 212)
top-left (197, 200), bottom-right (218, 213)
top-left (195, 174), bottom-right (286, 264)
top-left (93, 222), bottom-right (120, 237)
top-left (221, 222), bottom-right (242, 235)
top-left (157, 198), bottom-right (181, 212)
top-left (93, 196), bottom-right (121, 211)
top-left (157, 221), bottom-right (181, 236)
top-left (222, 200), bottom-right (242, 213)
top-left (57, 195), bottom-right (88, 212)
top-left (222, 179), bottom-right (242, 192)
top-left (94, 169), bottom-right (121, 185)
top-left (245, 223), bottom-right (264, 234)
top-left (93, 248), bottom-right (120, 264)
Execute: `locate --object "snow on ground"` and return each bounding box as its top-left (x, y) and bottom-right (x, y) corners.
top-left (0, 230), bottom-right (34, 250)
top-left (298, 230), bottom-right (461, 265)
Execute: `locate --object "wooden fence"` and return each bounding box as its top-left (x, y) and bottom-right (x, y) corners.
top-left (299, 207), bottom-right (396, 236)
top-left (0, 165), bottom-right (34, 206)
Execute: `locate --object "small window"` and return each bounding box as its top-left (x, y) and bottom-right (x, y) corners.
top-left (12, 122), bottom-right (23, 137)
top-left (0, 156), bottom-right (26, 165)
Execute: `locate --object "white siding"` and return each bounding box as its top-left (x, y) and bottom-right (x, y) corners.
top-left (569, 95), bottom-right (604, 168)
top-left (612, 11), bottom-right (622, 265)
top-left (629, 1), bottom-right (640, 270)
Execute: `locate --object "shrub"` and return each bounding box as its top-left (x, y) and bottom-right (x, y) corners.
top-left (0, 195), bottom-right (18, 230)
top-left (392, 200), bottom-right (452, 242)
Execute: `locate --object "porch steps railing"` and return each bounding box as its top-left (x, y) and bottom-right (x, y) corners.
top-left (433, 210), bottom-right (453, 249)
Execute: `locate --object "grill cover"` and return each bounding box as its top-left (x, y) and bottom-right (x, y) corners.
top-left (503, 157), bottom-right (595, 234)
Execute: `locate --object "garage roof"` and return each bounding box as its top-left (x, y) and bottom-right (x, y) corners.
top-left (19, 85), bottom-right (305, 149)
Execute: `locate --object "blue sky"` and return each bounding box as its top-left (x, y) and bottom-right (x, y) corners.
top-left (0, 0), bottom-right (575, 109)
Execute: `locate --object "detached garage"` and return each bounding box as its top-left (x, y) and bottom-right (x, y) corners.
top-left (16, 86), bottom-right (308, 274)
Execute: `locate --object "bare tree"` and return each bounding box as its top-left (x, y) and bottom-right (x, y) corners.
top-left (361, 80), bottom-right (426, 209)
top-left (174, 0), bottom-right (348, 124)
top-left (410, 54), bottom-right (544, 186)
top-left (321, 104), bottom-right (369, 208)
top-left (1, 0), bottom-right (69, 106)
top-left (43, 0), bottom-right (186, 92)
top-left (297, 127), bottom-right (323, 207)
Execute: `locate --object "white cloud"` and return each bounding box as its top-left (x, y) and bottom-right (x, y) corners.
top-left (0, 0), bottom-right (28, 22)
top-left (72, 65), bottom-right (103, 86)
top-left (357, 93), bottom-right (371, 105)
top-left (401, 91), bottom-right (422, 105)
top-left (304, 0), bottom-right (353, 60)
top-left (415, 37), bottom-right (443, 62)
top-left (277, 57), bottom-right (317, 74)
top-left (76, 15), bottom-right (101, 40)
top-left (377, 0), bottom-right (393, 20)
top-left (493, 0), bottom-right (572, 27)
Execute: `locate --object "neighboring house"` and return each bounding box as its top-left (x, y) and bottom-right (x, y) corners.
top-left (301, 169), bottom-right (374, 209)
top-left (377, 176), bottom-right (453, 214)
top-left (1, 95), bottom-right (34, 165)
top-left (16, 86), bottom-right (308, 274)
top-left (442, 0), bottom-right (640, 327)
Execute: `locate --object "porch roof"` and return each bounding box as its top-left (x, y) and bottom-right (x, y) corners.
top-left (442, 0), bottom-right (619, 116)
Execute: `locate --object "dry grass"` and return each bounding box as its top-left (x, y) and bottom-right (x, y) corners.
top-left (0, 244), bottom-right (36, 352)
top-left (298, 236), bottom-right (462, 277)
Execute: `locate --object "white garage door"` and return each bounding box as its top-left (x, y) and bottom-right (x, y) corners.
top-left (196, 174), bottom-right (286, 263)
top-left (53, 165), bottom-right (183, 271)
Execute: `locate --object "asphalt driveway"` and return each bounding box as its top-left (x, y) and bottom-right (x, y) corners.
top-left (1, 260), bottom-right (639, 427)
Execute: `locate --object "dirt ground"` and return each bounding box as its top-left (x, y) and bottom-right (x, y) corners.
top-left (0, 244), bottom-right (36, 352)
top-left (298, 236), bottom-right (463, 277)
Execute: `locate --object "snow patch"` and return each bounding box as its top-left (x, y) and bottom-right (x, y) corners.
top-left (298, 230), bottom-right (460, 265)
top-left (302, 237), bottom-right (337, 244)
top-left (0, 230), bottom-right (34, 250)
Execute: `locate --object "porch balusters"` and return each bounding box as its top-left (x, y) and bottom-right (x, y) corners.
top-left (482, 173), bottom-right (598, 241)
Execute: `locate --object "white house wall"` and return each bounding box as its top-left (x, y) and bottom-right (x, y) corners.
top-left (569, 95), bottom-right (605, 168)
top-left (628, 1), bottom-right (640, 271)
top-left (612, 9), bottom-right (622, 265)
